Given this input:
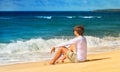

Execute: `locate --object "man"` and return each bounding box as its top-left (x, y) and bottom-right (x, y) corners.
top-left (50, 25), bottom-right (87, 64)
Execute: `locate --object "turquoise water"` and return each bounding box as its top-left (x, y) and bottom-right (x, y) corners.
top-left (0, 11), bottom-right (120, 65)
top-left (0, 11), bottom-right (120, 43)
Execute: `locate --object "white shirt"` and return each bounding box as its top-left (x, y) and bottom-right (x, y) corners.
top-left (54, 36), bottom-right (87, 61)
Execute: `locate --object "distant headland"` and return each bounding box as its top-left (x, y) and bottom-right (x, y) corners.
top-left (93, 9), bottom-right (120, 12)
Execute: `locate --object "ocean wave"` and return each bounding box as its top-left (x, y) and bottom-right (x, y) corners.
top-left (35, 16), bottom-right (52, 19)
top-left (65, 16), bottom-right (102, 19)
top-left (0, 15), bottom-right (102, 20)
top-left (34, 16), bottom-right (102, 19)
top-left (66, 16), bottom-right (73, 19)
top-left (0, 36), bottom-right (119, 54)
top-left (79, 16), bottom-right (102, 19)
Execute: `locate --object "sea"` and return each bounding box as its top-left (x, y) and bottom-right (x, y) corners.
top-left (0, 11), bottom-right (120, 65)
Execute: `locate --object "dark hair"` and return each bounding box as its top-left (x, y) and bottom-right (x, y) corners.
top-left (74, 25), bottom-right (84, 35)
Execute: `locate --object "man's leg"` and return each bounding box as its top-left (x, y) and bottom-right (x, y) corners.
top-left (56, 44), bottom-right (76, 63)
top-left (69, 44), bottom-right (76, 53)
top-left (50, 46), bottom-right (68, 64)
top-left (67, 44), bottom-right (77, 62)
top-left (60, 44), bottom-right (76, 62)
top-left (59, 54), bottom-right (66, 63)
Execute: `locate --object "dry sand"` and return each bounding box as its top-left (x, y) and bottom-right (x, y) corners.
top-left (0, 49), bottom-right (120, 72)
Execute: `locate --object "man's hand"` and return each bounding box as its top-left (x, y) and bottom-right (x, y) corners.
top-left (50, 47), bottom-right (55, 54)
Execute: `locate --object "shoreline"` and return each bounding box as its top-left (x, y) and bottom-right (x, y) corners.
top-left (0, 49), bottom-right (120, 72)
top-left (0, 46), bottom-right (120, 66)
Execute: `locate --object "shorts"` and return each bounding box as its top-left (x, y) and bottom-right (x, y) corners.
top-left (66, 50), bottom-right (78, 63)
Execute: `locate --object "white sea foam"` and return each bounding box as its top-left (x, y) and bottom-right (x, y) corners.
top-left (0, 36), bottom-right (120, 65)
top-left (79, 16), bottom-right (102, 19)
top-left (0, 36), bottom-right (120, 54)
top-left (86, 36), bottom-right (120, 48)
top-left (35, 16), bottom-right (52, 19)
top-left (34, 16), bottom-right (102, 19)
top-left (66, 16), bottom-right (73, 19)
top-left (81, 16), bottom-right (94, 18)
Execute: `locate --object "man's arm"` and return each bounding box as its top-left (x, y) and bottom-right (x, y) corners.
top-left (54, 37), bottom-right (79, 48)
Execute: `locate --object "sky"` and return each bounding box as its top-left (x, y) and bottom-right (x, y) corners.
top-left (0, 0), bottom-right (120, 11)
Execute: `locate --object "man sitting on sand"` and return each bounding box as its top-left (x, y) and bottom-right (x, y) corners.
top-left (50, 25), bottom-right (87, 64)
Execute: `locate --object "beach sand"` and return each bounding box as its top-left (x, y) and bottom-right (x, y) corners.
top-left (0, 48), bottom-right (120, 72)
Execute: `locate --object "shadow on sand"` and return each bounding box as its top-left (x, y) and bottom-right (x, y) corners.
top-left (55, 57), bottom-right (110, 65)
top-left (45, 57), bottom-right (110, 65)
top-left (84, 57), bottom-right (110, 62)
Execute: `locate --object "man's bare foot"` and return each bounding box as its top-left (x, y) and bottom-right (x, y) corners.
top-left (56, 59), bottom-right (64, 64)
top-left (49, 60), bottom-right (55, 65)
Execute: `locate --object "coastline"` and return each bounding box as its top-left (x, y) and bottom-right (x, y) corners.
top-left (0, 47), bottom-right (120, 72)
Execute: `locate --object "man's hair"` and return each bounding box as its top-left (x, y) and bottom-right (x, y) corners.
top-left (74, 25), bottom-right (84, 35)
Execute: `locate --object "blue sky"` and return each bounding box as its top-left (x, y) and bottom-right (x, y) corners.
top-left (0, 0), bottom-right (120, 11)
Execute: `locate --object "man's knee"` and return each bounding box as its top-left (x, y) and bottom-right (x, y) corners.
top-left (58, 46), bottom-right (67, 52)
top-left (59, 46), bottom-right (66, 49)
top-left (57, 46), bottom-right (64, 51)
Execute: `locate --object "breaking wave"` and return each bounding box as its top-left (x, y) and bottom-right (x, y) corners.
top-left (0, 36), bottom-right (119, 54)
